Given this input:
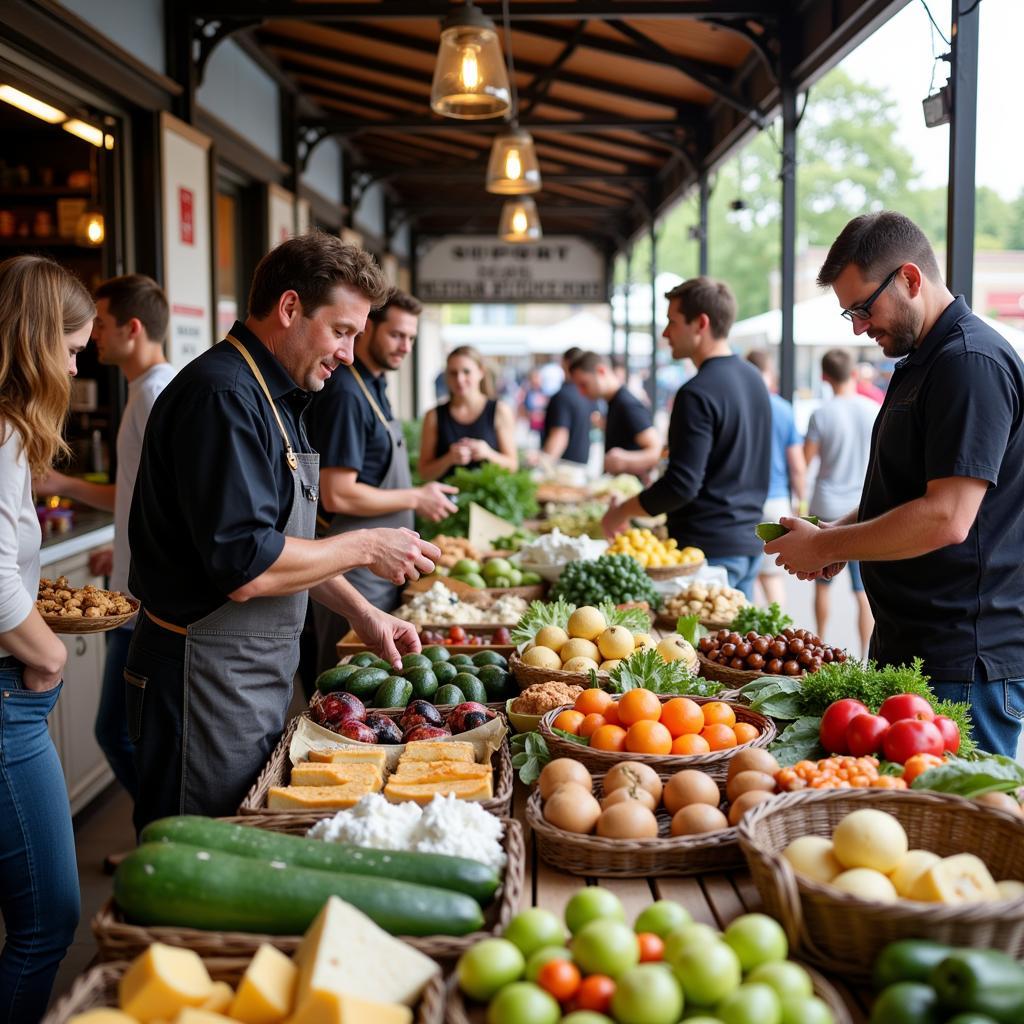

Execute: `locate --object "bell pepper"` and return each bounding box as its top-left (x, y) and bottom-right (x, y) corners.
top-left (874, 939), bottom-right (956, 990)
top-left (930, 948), bottom-right (1024, 1023)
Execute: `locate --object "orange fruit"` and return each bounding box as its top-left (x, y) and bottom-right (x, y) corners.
top-left (575, 688), bottom-right (613, 716)
top-left (902, 752), bottom-right (944, 785)
top-left (603, 701), bottom-right (621, 726)
top-left (576, 974), bottom-right (616, 1014)
top-left (552, 710), bottom-right (586, 735)
top-left (579, 713), bottom-right (606, 739)
top-left (701, 723), bottom-right (738, 751)
top-left (590, 724), bottom-right (628, 752)
top-left (732, 722), bottom-right (760, 745)
top-left (673, 733), bottom-right (711, 755)
top-left (637, 932), bottom-right (665, 962)
top-left (537, 959), bottom-right (581, 1002)
top-left (701, 701), bottom-right (736, 728)
top-left (617, 688), bottom-right (662, 726)
top-left (660, 697), bottom-right (705, 737)
top-left (625, 719), bottom-right (673, 755)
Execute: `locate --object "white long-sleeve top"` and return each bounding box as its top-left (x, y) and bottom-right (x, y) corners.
top-left (0, 423), bottom-right (40, 651)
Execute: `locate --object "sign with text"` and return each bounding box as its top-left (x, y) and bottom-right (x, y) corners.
top-left (418, 235), bottom-right (606, 303)
top-left (267, 183), bottom-right (295, 250)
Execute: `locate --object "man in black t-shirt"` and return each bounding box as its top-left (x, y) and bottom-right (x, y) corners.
top-left (570, 351), bottom-right (661, 477)
top-left (536, 346), bottom-right (596, 465)
top-left (765, 212), bottom-right (1024, 758)
top-left (601, 277), bottom-right (771, 599)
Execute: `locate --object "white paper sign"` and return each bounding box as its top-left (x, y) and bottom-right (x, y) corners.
top-left (268, 183), bottom-right (295, 250)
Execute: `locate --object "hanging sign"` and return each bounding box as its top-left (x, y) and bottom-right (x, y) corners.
top-left (160, 112), bottom-right (213, 368)
top-left (417, 234), bottom-right (606, 303)
top-left (267, 183), bottom-right (295, 249)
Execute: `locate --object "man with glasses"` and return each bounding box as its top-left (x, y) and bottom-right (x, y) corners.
top-left (764, 211), bottom-right (1024, 758)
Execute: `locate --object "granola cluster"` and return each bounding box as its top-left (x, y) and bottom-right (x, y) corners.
top-left (36, 577), bottom-right (134, 619)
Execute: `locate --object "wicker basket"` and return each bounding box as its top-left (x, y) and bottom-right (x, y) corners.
top-left (738, 787), bottom-right (1024, 979)
top-left (42, 958), bottom-right (445, 1024)
top-left (41, 597), bottom-right (139, 634)
top-left (309, 690), bottom-right (508, 716)
top-left (335, 626), bottom-right (515, 659)
top-left (509, 649), bottom-right (611, 691)
top-left (526, 787), bottom-right (742, 877)
top-left (238, 715), bottom-right (513, 821)
top-left (537, 694), bottom-right (776, 783)
top-left (646, 559), bottom-right (704, 580)
top-left (697, 650), bottom-right (805, 687)
top-left (93, 818), bottom-right (525, 963)
top-left (655, 611), bottom-right (735, 631)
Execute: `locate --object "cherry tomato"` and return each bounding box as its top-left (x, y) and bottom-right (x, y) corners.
top-left (878, 693), bottom-right (935, 724)
top-left (902, 752), bottom-right (945, 785)
top-left (883, 718), bottom-right (945, 763)
top-left (448, 626), bottom-right (467, 643)
top-left (932, 714), bottom-right (961, 753)
top-left (636, 932), bottom-right (665, 962)
top-left (819, 699), bottom-right (870, 754)
top-left (575, 974), bottom-right (616, 1013)
top-left (536, 959), bottom-right (582, 1002)
top-left (845, 713), bottom-right (890, 756)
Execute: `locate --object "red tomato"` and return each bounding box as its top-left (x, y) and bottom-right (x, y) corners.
top-left (845, 713), bottom-right (890, 756)
top-left (883, 719), bottom-right (945, 763)
top-left (820, 698), bottom-right (870, 754)
top-left (493, 626), bottom-right (511, 644)
top-left (537, 959), bottom-right (582, 1002)
top-left (575, 974), bottom-right (616, 1014)
top-left (637, 932), bottom-right (665, 962)
top-left (448, 626), bottom-right (467, 643)
top-left (878, 693), bottom-right (935, 724)
top-left (933, 715), bottom-right (961, 753)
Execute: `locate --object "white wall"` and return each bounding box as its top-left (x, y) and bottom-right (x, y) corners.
top-left (302, 136), bottom-right (342, 206)
top-left (59, 0), bottom-right (165, 73)
top-left (353, 180), bottom-right (386, 243)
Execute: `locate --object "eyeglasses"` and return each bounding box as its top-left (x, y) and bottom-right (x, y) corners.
top-left (840, 267), bottom-right (901, 322)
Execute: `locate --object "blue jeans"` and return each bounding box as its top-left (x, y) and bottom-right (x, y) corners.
top-left (929, 680), bottom-right (1024, 759)
top-left (95, 626), bottom-right (136, 799)
top-left (709, 555), bottom-right (761, 602)
top-left (0, 664), bottom-right (79, 1023)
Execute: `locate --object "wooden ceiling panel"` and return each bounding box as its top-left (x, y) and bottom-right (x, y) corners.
top-left (562, 48), bottom-right (715, 105)
top-left (264, 20), bottom-right (436, 73)
top-left (533, 130), bottom-right (663, 166)
top-left (585, 17), bottom-right (751, 67)
top-left (545, 80), bottom-right (678, 120)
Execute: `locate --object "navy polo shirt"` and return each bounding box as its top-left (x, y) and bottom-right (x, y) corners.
top-left (306, 357), bottom-right (393, 487)
top-left (542, 382), bottom-right (595, 464)
top-left (128, 321), bottom-right (313, 624)
top-left (859, 296), bottom-right (1024, 681)
top-left (605, 387), bottom-right (653, 451)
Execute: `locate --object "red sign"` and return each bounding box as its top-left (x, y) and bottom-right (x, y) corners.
top-left (179, 187), bottom-right (194, 246)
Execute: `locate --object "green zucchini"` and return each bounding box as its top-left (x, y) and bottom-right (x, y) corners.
top-left (115, 842), bottom-right (484, 937)
top-left (141, 816), bottom-right (499, 904)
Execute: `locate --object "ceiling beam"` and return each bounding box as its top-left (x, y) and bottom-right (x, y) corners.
top-left (519, 20), bottom-right (588, 116)
top-left (301, 117), bottom-right (683, 134)
top-left (357, 168), bottom-right (654, 184)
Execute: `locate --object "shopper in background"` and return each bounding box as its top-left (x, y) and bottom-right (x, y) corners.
top-left (419, 345), bottom-right (518, 481)
top-left (602, 277), bottom-right (771, 599)
top-left (804, 348), bottom-right (878, 657)
top-left (856, 361), bottom-right (886, 403)
top-left (536, 346), bottom-right (596, 466)
top-left (0, 254), bottom-right (94, 1023)
top-left (746, 348), bottom-right (806, 607)
top-left (35, 275), bottom-right (174, 802)
top-left (570, 351), bottom-right (661, 477)
top-left (518, 368), bottom-right (548, 435)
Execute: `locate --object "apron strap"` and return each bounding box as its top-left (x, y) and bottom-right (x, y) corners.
top-left (347, 363), bottom-right (392, 430)
top-left (225, 333), bottom-right (299, 471)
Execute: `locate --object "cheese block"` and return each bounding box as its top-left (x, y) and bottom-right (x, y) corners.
top-left (172, 1011), bottom-right (235, 1024)
top-left (384, 775), bottom-right (493, 804)
top-left (267, 785), bottom-right (373, 810)
top-left (391, 761), bottom-right (491, 783)
top-left (290, 762), bottom-right (383, 790)
top-left (285, 992), bottom-right (412, 1024)
top-left (119, 944), bottom-right (213, 1022)
top-left (398, 740), bottom-right (475, 764)
top-left (308, 746), bottom-right (387, 771)
top-left (291, 897), bottom-right (439, 1013)
top-left (68, 1012), bottom-right (137, 1024)
top-left (229, 944), bottom-right (297, 1024)
top-left (200, 982), bottom-right (234, 1014)
top-left (911, 853), bottom-right (1000, 903)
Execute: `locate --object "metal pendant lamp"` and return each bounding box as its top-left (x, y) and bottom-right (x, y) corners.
top-left (499, 196), bottom-right (542, 242)
top-left (486, 124), bottom-right (541, 194)
top-left (430, 2), bottom-right (511, 120)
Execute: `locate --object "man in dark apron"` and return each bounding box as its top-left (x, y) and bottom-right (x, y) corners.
top-left (307, 290), bottom-right (459, 675)
top-left (124, 236), bottom-right (440, 832)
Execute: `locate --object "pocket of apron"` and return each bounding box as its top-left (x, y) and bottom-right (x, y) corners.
top-left (124, 668), bottom-right (147, 743)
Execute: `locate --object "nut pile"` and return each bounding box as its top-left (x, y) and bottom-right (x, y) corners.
top-left (432, 535), bottom-right (480, 569)
top-left (663, 581), bottom-right (746, 623)
top-left (698, 627), bottom-right (847, 675)
top-left (37, 577), bottom-right (134, 619)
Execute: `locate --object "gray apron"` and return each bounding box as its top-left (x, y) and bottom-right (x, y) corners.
top-left (180, 334), bottom-right (319, 816)
top-left (312, 363), bottom-right (413, 674)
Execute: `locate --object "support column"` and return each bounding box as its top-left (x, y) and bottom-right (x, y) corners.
top-left (779, 31), bottom-right (798, 403)
top-left (281, 91), bottom-right (300, 232)
top-left (409, 229), bottom-right (421, 417)
top-left (648, 219), bottom-right (658, 409)
top-left (165, 8), bottom-right (196, 123)
top-left (946, 2), bottom-right (979, 302)
top-left (623, 250), bottom-right (632, 378)
top-left (698, 171), bottom-right (709, 276)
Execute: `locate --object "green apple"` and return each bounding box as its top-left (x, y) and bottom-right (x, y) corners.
top-left (561, 1014), bottom-right (615, 1024)
top-left (747, 962), bottom-right (813, 1001)
top-left (452, 558), bottom-right (481, 576)
top-left (780, 994), bottom-right (836, 1024)
top-left (504, 909), bottom-right (566, 959)
top-left (664, 922), bottom-right (722, 962)
top-left (717, 983), bottom-right (782, 1024)
top-left (635, 900), bottom-right (693, 939)
top-left (524, 946), bottom-right (573, 982)
top-left (457, 938), bottom-right (525, 1001)
top-left (571, 919), bottom-right (640, 978)
top-left (670, 941), bottom-right (741, 1007)
top-left (486, 981), bottom-right (560, 1024)
top-left (565, 887), bottom-right (626, 934)
top-left (723, 914), bottom-right (788, 971)
top-left (610, 964), bottom-right (685, 1024)
top-left (483, 557), bottom-right (513, 581)
top-left (681, 1018), bottom-right (727, 1023)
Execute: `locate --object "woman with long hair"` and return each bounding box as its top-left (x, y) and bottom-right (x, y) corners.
top-left (418, 345), bottom-right (517, 481)
top-left (0, 254), bottom-right (94, 1021)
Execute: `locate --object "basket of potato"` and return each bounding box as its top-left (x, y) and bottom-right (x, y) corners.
top-left (36, 577), bottom-right (138, 634)
top-left (656, 580), bottom-right (747, 630)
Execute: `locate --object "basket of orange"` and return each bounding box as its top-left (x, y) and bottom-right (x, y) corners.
top-left (537, 686), bottom-right (776, 782)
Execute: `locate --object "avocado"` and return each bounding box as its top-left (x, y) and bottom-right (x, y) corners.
top-left (472, 650), bottom-right (508, 669)
top-left (401, 652), bottom-right (433, 672)
top-left (434, 684), bottom-right (466, 706)
top-left (403, 666), bottom-right (439, 701)
top-left (373, 676), bottom-right (413, 709)
top-left (755, 515), bottom-right (820, 543)
top-left (348, 652), bottom-right (377, 668)
top-left (421, 645), bottom-right (451, 664)
top-left (432, 661), bottom-right (458, 685)
top-left (477, 665), bottom-right (510, 697)
top-left (345, 666), bottom-right (390, 698)
top-left (315, 663), bottom-right (360, 694)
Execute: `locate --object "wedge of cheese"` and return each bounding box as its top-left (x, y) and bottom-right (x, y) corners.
top-left (68, 1012), bottom-right (137, 1024)
top-left (172, 1011), bottom-right (235, 1024)
top-left (119, 944), bottom-right (213, 1023)
top-left (384, 776), bottom-right (493, 804)
top-left (290, 762), bottom-right (383, 790)
top-left (308, 746), bottom-right (387, 771)
top-left (285, 993), bottom-right (411, 1024)
top-left (290, 897), bottom-right (438, 1013)
top-left (399, 740), bottom-right (475, 764)
top-left (200, 982), bottom-right (234, 1014)
top-left (391, 761), bottom-right (491, 784)
top-left (228, 944), bottom-right (297, 1024)
top-left (266, 785), bottom-right (373, 810)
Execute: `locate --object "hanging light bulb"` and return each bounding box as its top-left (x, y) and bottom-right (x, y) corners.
top-left (498, 197), bottom-right (541, 242)
top-left (486, 126), bottom-right (541, 194)
top-left (431, 2), bottom-right (510, 120)
top-left (75, 206), bottom-right (105, 246)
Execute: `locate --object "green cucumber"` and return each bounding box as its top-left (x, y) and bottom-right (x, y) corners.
top-left (115, 842), bottom-right (484, 937)
top-left (141, 816), bottom-right (499, 903)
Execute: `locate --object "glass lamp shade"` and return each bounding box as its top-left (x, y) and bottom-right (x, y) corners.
top-left (430, 3), bottom-right (511, 119)
top-left (486, 129), bottom-right (541, 194)
top-left (498, 197), bottom-right (542, 242)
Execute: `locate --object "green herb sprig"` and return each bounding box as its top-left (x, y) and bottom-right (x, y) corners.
top-left (729, 602), bottom-right (793, 636)
top-left (608, 647), bottom-right (723, 697)
top-left (510, 732), bottom-right (551, 786)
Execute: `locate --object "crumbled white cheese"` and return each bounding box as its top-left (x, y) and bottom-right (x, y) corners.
top-left (394, 582), bottom-right (526, 625)
top-left (307, 793), bottom-right (507, 874)
top-left (518, 529), bottom-right (607, 568)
